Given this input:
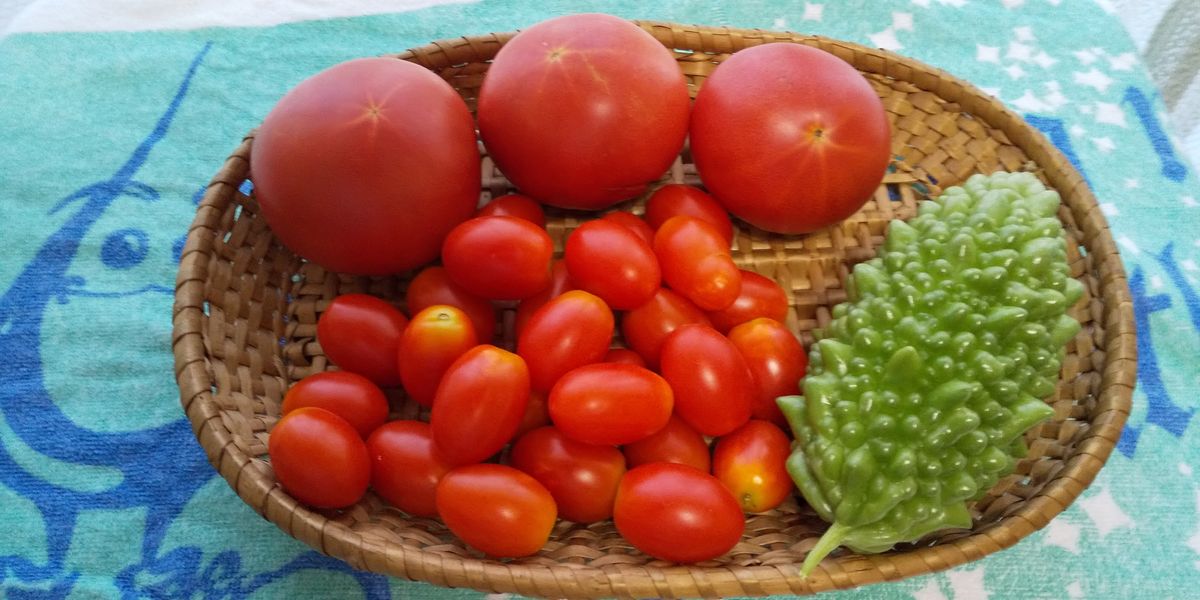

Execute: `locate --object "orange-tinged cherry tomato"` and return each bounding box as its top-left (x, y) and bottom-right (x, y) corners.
top-left (514, 260), bottom-right (576, 336)
top-left (510, 426), bottom-right (626, 523)
top-left (514, 391), bottom-right (551, 439)
top-left (518, 290), bottom-right (614, 392)
top-left (654, 216), bottom-right (741, 311)
top-left (601, 211), bottom-right (656, 246)
top-left (549, 363), bottom-right (673, 446)
top-left (564, 220), bottom-right (661, 310)
top-left (620, 287), bottom-right (711, 369)
top-left (613, 463), bottom-right (744, 563)
top-left (477, 193), bottom-right (546, 227)
top-left (712, 420), bottom-right (793, 513)
top-left (406, 266), bottom-right (497, 343)
top-left (728, 318), bottom-right (808, 427)
top-left (604, 348), bottom-right (646, 368)
top-left (268, 407), bottom-right (369, 509)
top-left (398, 305), bottom-right (478, 408)
top-left (660, 324), bottom-right (753, 436)
top-left (281, 371), bottom-right (389, 439)
top-left (431, 345), bottom-right (530, 465)
top-left (707, 270), bottom-right (790, 334)
top-left (644, 184), bottom-right (734, 244)
top-left (366, 420), bottom-right (453, 517)
top-left (622, 414), bottom-right (711, 472)
top-left (316, 294), bottom-right (408, 387)
top-left (436, 464), bottom-right (557, 557)
top-left (442, 216), bottom-right (553, 300)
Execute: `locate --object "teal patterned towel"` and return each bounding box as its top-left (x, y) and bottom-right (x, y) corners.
top-left (1, 1), bottom-right (1198, 598)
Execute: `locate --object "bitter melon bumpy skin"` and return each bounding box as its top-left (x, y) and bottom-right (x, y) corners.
top-left (778, 172), bottom-right (1083, 576)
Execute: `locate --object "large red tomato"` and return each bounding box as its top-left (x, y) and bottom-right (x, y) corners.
top-left (549, 363), bottom-right (673, 445)
top-left (690, 43), bottom-right (891, 234)
top-left (659, 324), bottom-right (754, 437)
top-left (442, 216), bottom-right (554, 300)
top-left (252, 57), bottom-right (479, 274)
top-left (613, 463), bottom-right (744, 563)
top-left (518, 290), bottom-right (614, 393)
top-left (477, 14), bottom-right (690, 209)
top-left (565, 220), bottom-right (661, 310)
top-left (510, 426), bottom-right (626, 523)
top-left (436, 464), bottom-right (557, 558)
top-left (268, 407), bottom-right (370, 509)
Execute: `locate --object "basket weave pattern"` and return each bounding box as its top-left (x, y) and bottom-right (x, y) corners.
top-left (173, 22), bottom-right (1135, 597)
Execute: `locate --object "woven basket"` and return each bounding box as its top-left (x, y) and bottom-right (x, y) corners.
top-left (173, 21), bottom-right (1135, 598)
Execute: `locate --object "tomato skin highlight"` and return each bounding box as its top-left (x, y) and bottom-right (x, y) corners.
top-left (565, 220), bottom-right (661, 310)
top-left (549, 363), bottom-right (673, 446)
top-left (510, 426), bottom-right (627, 523)
top-left (316, 294), bottom-right (408, 387)
top-left (712, 420), bottom-right (794, 513)
top-left (436, 464), bottom-right (557, 558)
top-left (281, 371), bottom-right (389, 439)
top-left (621, 287), bottom-right (712, 369)
top-left (477, 193), bottom-right (546, 227)
top-left (441, 216), bottom-right (554, 301)
top-left (727, 317), bottom-right (808, 427)
top-left (654, 216), bottom-right (742, 312)
top-left (366, 420), bottom-right (453, 517)
top-left (398, 305), bottom-right (478, 408)
top-left (613, 463), bottom-right (745, 563)
top-left (659, 324), bottom-right (754, 437)
top-left (645, 184), bottom-right (734, 244)
top-left (707, 270), bottom-right (790, 334)
top-left (406, 266), bottom-right (497, 344)
top-left (430, 345), bottom-right (531, 465)
top-left (622, 414), bottom-right (711, 473)
top-left (268, 407), bottom-right (370, 509)
top-left (252, 57), bottom-right (479, 274)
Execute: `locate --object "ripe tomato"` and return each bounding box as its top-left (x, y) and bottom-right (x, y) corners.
top-left (564, 220), bottom-right (661, 310)
top-left (316, 294), bottom-right (408, 387)
top-left (281, 371), bottom-right (389, 439)
top-left (477, 13), bottom-right (689, 209)
top-left (601, 211), bottom-right (656, 246)
top-left (441, 216), bottom-right (553, 300)
top-left (707, 270), bottom-right (790, 334)
top-left (604, 348), bottom-right (646, 368)
top-left (366, 420), bottom-right (453, 517)
top-left (514, 260), bottom-right (575, 337)
top-left (690, 43), bottom-right (891, 234)
top-left (510, 426), bottom-right (626, 523)
top-left (620, 287), bottom-right (711, 369)
top-left (252, 57), bottom-right (478, 274)
top-left (644, 184), bottom-right (734, 244)
top-left (654, 216), bottom-right (742, 311)
top-left (406, 266), bottom-right (497, 343)
top-left (398, 305), bottom-right (478, 408)
top-left (712, 420), bottom-right (793, 513)
top-left (514, 391), bottom-right (551, 439)
top-left (518, 290), bottom-right (614, 392)
top-left (477, 193), bottom-right (546, 227)
top-left (436, 464), bottom-right (556, 558)
top-left (430, 345), bottom-right (530, 465)
top-left (613, 463), bottom-right (744, 563)
top-left (660, 324), bottom-right (753, 436)
top-left (728, 318), bottom-right (808, 427)
top-left (622, 414), bottom-right (711, 473)
top-left (268, 407), bottom-right (369, 508)
top-left (549, 363), bottom-right (673, 445)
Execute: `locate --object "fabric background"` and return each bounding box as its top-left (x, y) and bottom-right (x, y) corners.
top-left (1, 1), bottom-right (1198, 598)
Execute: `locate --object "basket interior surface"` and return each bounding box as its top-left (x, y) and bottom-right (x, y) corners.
top-left (174, 22), bottom-right (1134, 598)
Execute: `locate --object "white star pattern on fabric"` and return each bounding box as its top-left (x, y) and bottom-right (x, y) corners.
top-left (1092, 136), bottom-right (1116, 152)
top-left (1074, 49), bottom-right (1098, 65)
top-left (977, 44), bottom-right (1001, 63)
top-left (1005, 64), bottom-right (1026, 79)
top-left (893, 12), bottom-right (914, 30)
top-left (1094, 0), bottom-right (1117, 14)
top-left (1182, 196), bottom-right (1198, 207)
top-left (947, 568), bottom-right (989, 600)
top-left (912, 580), bottom-right (948, 600)
top-left (1151, 275), bottom-right (1166, 290)
top-left (1014, 25), bottom-right (1034, 41)
top-left (1095, 102), bottom-right (1128, 126)
top-left (1043, 517), bottom-right (1082, 553)
top-left (1124, 178), bottom-right (1140, 189)
top-left (869, 27), bottom-right (903, 50)
top-left (1007, 41), bottom-right (1034, 62)
top-left (1070, 124), bottom-right (1086, 136)
top-left (1181, 463), bottom-right (1194, 476)
top-left (1117, 236), bottom-right (1141, 255)
top-left (1013, 90), bottom-right (1052, 112)
top-left (1075, 67), bottom-right (1115, 92)
top-left (1108, 52), bottom-right (1136, 71)
top-left (938, 0), bottom-right (967, 7)
top-left (1080, 488), bottom-right (1135, 537)
top-left (912, 0), bottom-right (932, 7)
top-left (1183, 259), bottom-right (1199, 272)
top-left (1067, 582), bottom-right (1085, 599)
top-left (981, 86), bottom-right (1001, 97)
top-left (1101, 203), bottom-right (1119, 216)
top-left (1034, 51), bottom-right (1058, 68)
top-left (773, 17), bottom-right (787, 28)
top-left (1044, 81), bottom-right (1068, 108)
top-left (1003, 0), bottom-right (1025, 8)
top-left (804, 3), bottom-right (824, 21)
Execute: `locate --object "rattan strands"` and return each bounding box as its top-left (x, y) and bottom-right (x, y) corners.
top-left (172, 21), bottom-right (1135, 598)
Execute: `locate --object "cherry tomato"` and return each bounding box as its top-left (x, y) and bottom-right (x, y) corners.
top-left (728, 318), bottom-right (808, 427)
top-left (622, 414), bottom-right (711, 472)
top-left (398, 305), bottom-right (478, 408)
top-left (316, 294), bottom-right (408, 387)
top-left (268, 407), bottom-right (369, 508)
top-left (442, 216), bottom-right (553, 300)
top-left (712, 420), bottom-right (793, 513)
top-left (601, 211), bottom-right (656, 246)
top-left (477, 13), bottom-right (689, 209)
top-left (654, 216), bottom-right (742, 311)
top-left (514, 260), bottom-right (576, 337)
top-left (707, 270), bottom-right (790, 334)
top-left (518, 290), bottom-right (614, 392)
top-left (620, 287), bottom-right (711, 369)
top-left (549, 363), bottom-right (673, 445)
top-left (604, 348), bottom-right (646, 368)
top-left (659, 324), bottom-right (754, 436)
top-left (564, 220), bottom-right (661, 310)
top-left (477, 193), bottom-right (546, 227)
top-left (690, 43), bottom-right (891, 234)
top-left (366, 420), bottom-right (453, 517)
top-left (613, 463), bottom-right (744, 563)
top-left (436, 464), bottom-right (556, 558)
top-left (281, 371), bottom-right (389, 439)
top-left (514, 391), bottom-right (551, 439)
top-left (430, 345), bottom-right (530, 465)
top-left (252, 57), bottom-right (478, 274)
top-left (510, 426), bottom-right (626, 523)
top-left (406, 266), bottom-right (497, 343)
top-left (644, 184), bottom-right (734, 244)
